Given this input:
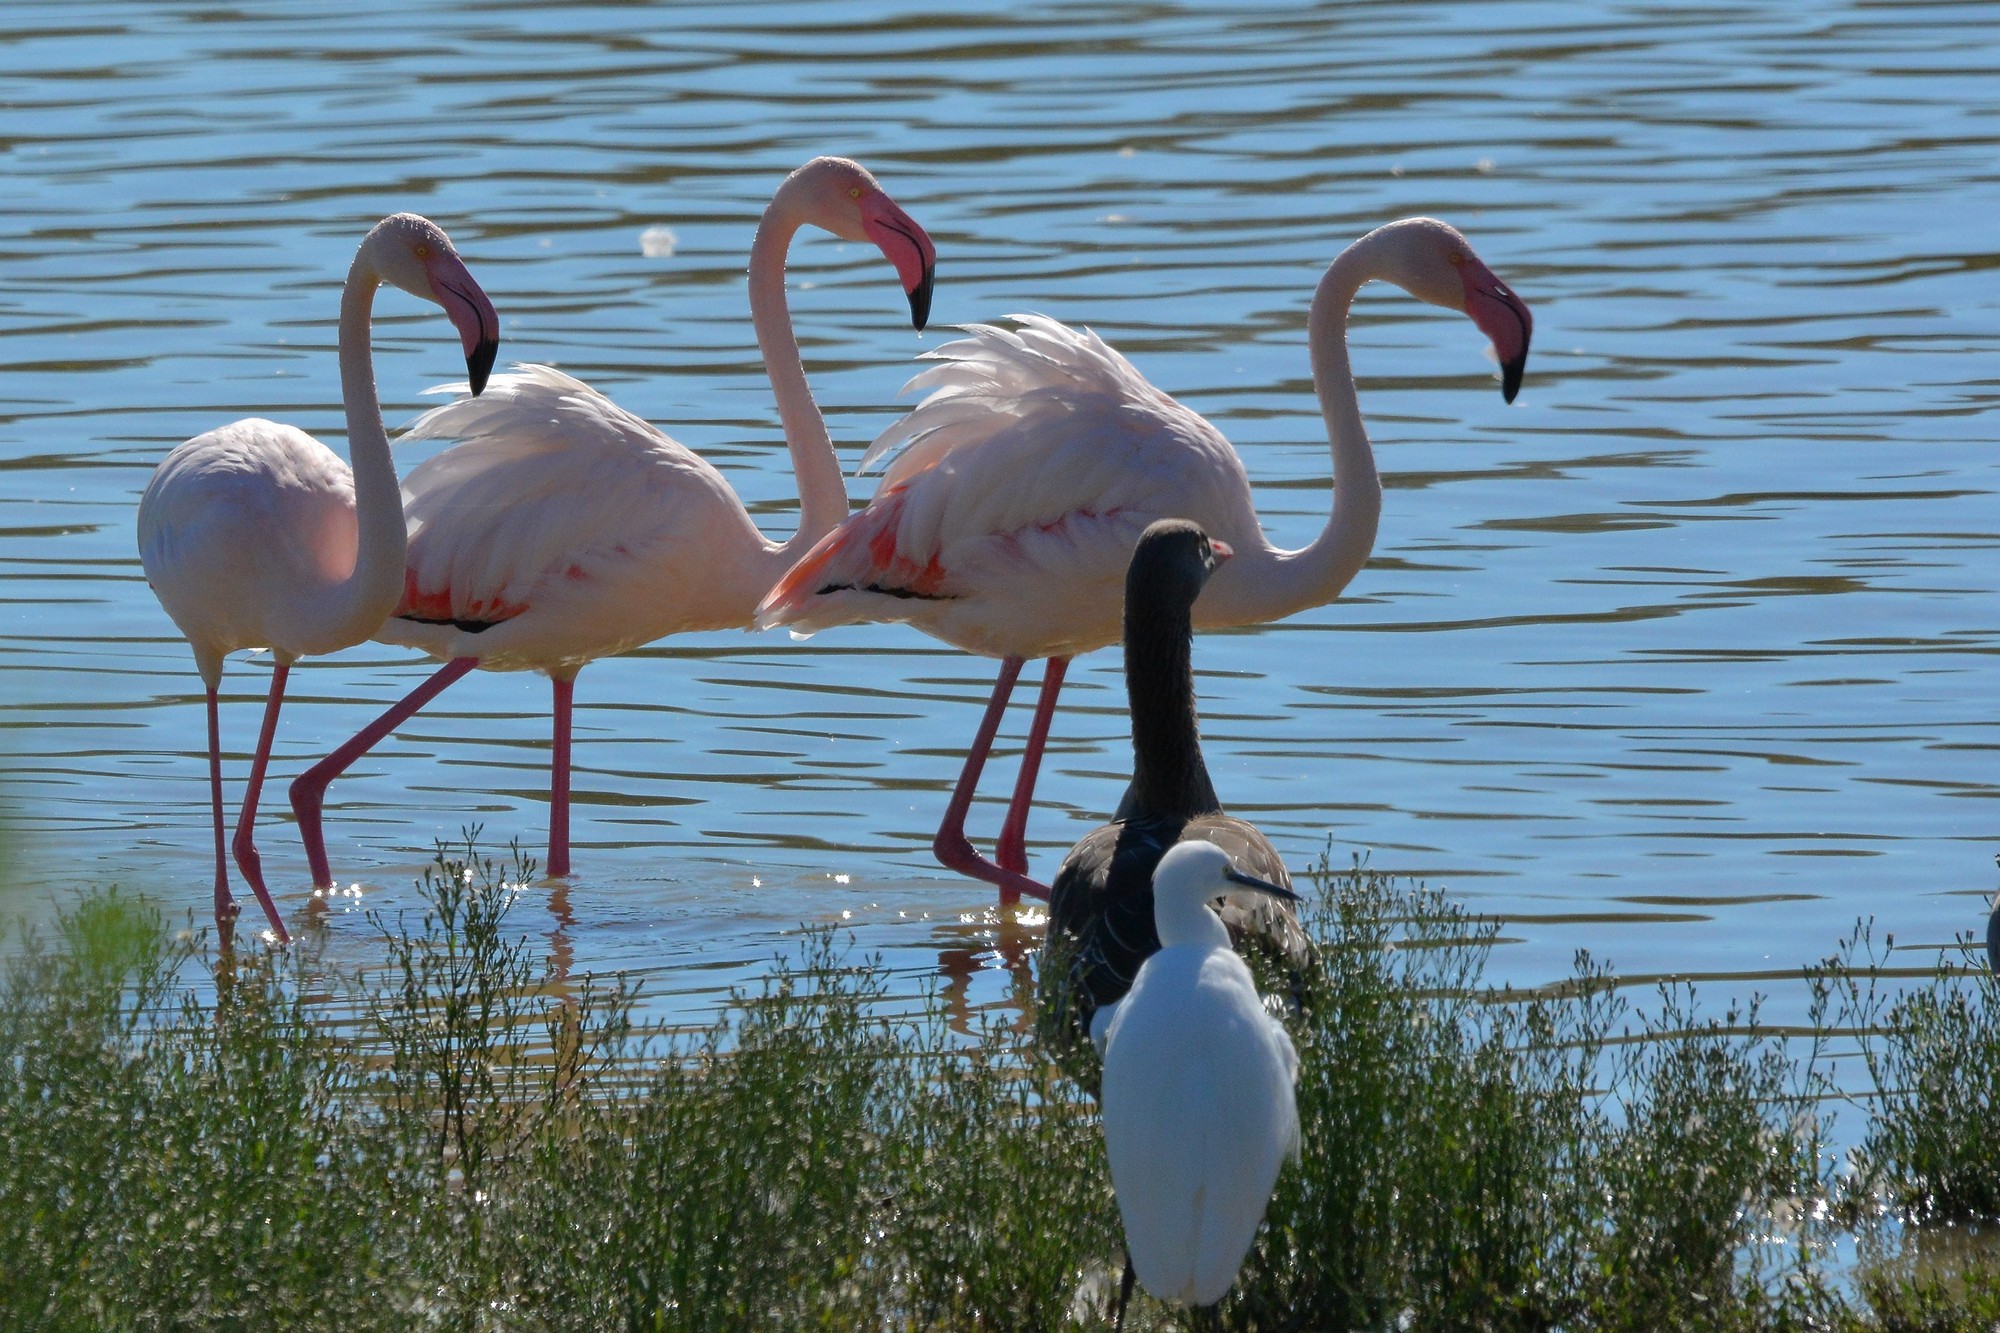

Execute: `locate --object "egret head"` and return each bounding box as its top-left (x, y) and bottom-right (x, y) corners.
top-left (1152, 840), bottom-right (1297, 947)
top-left (780, 156), bottom-right (938, 330)
top-left (360, 213), bottom-right (499, 395)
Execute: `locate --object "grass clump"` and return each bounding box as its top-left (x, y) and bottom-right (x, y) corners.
top-left (1836, 923), bottom-right (2000, 1227)
top-left (3, 839), bottom-right (2000, 1329)
top-left (1215, 859), bottom-right (1837, 1333)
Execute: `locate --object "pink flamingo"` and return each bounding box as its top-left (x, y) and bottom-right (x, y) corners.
top-left (288, 157), bottom-right (937, 886)
top-left (756, 217), bottom-right (1531, 901)
top-left (137, 214), bottom-right (499, 942)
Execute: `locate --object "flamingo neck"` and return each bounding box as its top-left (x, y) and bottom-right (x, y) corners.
top-left (748, 196), bottom-right (849, 571)
top-left (1201, 239), bottom-right (1384, 627)
top-left (1124, 583), bottom-right (1221, 820)
top-left (327, 253), bottom-right (407, 646)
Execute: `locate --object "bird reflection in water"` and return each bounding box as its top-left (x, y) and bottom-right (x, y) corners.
top-left (930, 907), bottom-right (1043, 1039)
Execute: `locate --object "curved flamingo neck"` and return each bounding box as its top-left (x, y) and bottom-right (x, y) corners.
top-left (748, 192), bottom-right (849, 569)
top-left (325, 250), bottom-right (407, 646)
top-left (1201, 237), bottom-right (1385, 628)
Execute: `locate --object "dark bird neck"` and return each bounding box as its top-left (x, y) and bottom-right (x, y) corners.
top-left (1124, 582), bottom-right (1222, 819)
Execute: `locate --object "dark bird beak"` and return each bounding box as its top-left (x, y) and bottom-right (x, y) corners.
top-left (1224, 865), bottom-right (1300, 902)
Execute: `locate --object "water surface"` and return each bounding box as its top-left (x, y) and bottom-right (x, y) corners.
top-left (4, 0), bottom-right (1998, 1029)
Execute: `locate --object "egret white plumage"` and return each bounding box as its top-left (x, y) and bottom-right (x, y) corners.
top-left (136, 213), bottom-right (498, 943)
top-left (1987, 855), bottom-right (1998, 974)
top-left (1099, 838), bottom-right (1301, 1318)
top-left (756, 217), bottom-right (1531, 900)
top-left (285, 157), bottom-right (937, 886)
top-left (1037, 519), bottom-right (1309, 1086)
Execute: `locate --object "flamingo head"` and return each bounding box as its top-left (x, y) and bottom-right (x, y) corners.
top-left (362, 213), bottom-right (501, 396)
top-left (1371, 217), bottom-right (1532, 404)
top-left (1128, 518), bottom-right (1233, 614)
top-left (787, 156), bottom-right (938, 330)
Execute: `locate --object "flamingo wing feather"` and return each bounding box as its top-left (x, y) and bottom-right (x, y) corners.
top-left (397, 364), bottom-right (740, 626)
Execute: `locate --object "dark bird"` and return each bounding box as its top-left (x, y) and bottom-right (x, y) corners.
top-left (1037, 519), bottom-right (1311, 1087)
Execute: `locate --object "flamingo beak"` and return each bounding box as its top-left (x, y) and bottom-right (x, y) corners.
top-left (1224, 865), bottom-right (1300, 902)
top-left (426, 251), bottom-right (501, 397)
top-left (860, 192), bottom-right (938, 331)
top-left (1461, 260), bottom-right (1532, 404)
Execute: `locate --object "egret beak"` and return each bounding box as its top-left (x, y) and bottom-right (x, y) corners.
top-left (1224, 865), bottom-right (1299, 902)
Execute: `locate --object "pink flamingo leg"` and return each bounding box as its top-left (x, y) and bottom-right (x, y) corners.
top-left (994, 655), bottom-right (1069, 876)
top-left (230, 661), bottom-right (292, 943)
top-left (547, 674), bottom-right (574, 879)
top-left (290, 656), bottom-right (481, 889)
top-left (206, 686), bottom-right (238, 944)
top-left (931, 656), bottom-right (1051, 904)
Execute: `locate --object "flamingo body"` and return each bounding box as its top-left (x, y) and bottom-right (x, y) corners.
top-left (760, 316), bottom-right (1260, 659)
top-left (382, 365), bottom-right (780, 672)
top-left (141, 419), bottom-right (368, 674)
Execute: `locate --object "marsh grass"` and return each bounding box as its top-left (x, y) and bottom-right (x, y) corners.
top-left (1, 841), bottom-right (1998, 1330)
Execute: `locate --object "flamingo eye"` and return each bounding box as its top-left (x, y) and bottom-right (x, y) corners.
top-left (414, 243), bottom-right (432, 259)
top-left (1446, 250), bottom-right (1464, 266)
top-left (849, 187), bottom-right (863, 200)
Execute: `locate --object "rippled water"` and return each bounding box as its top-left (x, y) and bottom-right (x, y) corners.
top-left (4, 0), bottom-right (1998, 1027)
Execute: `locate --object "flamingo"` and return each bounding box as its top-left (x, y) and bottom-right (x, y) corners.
top-left (1036, 519), bottom-right (1309, 1090)
top-left (756, 216), bottom-right (1532, 901)
top-left (1098, 839), bottom-right (1302, 1323)
top-left (288, 157), bottom-right (937, 887)
top-left (136, 213), bottom-right (499, 943)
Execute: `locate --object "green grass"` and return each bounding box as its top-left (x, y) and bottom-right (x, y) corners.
top-left (2, 840), bottom-right (1998, 1330)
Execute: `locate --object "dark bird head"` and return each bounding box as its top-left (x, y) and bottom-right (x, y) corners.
top-left (1127, 518), bottom-right (1232, 614)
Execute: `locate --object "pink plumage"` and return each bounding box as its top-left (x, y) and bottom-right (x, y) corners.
top-left (756, 219), bottom-right (1533, 900)
top-left (287, 158), bottom-right (938, 886)
top-left (136, 214), bottom-right (499, 944)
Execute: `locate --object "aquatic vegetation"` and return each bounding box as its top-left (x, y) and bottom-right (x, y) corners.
top-left (1, 840), bottom-right (1998, 1330)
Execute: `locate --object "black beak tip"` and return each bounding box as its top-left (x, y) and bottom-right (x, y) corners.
top-left (467, 338), bottom-right (499, 397)
top-left (908, 265), bottom-right (935, 332)
top-left (1500, 353), bottom-right (1526, 404)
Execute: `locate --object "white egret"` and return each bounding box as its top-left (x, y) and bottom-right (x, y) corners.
top-left (1986, 855), bottom-right (1998, 973)
top-left (1100, 838), bottom-right (1302, 1322)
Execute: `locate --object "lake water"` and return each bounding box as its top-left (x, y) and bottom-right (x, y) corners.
top-left (3, 0), bottom-right (1997, 1032)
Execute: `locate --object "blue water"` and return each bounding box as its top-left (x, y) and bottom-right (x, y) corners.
top-left (3, 0), bottom-right (1998, 1030)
